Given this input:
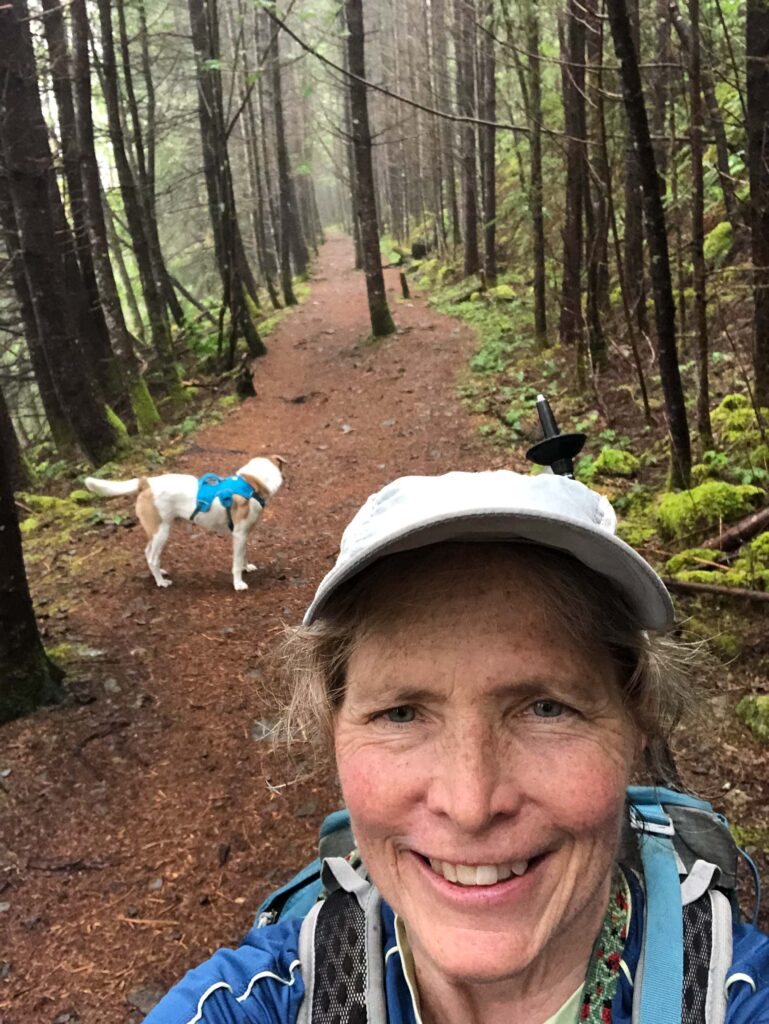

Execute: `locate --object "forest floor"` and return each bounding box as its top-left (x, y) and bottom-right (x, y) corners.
top-left (2, 234), bottom-right (768, 1024)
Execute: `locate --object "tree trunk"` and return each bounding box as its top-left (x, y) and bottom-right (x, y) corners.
top-left (0, 384), bottom-right (29, 490)
top-left (479, 1), bottom-right (497, 285)
top-left (345, 0), bottom-right (396, 337)
top-left (558, 3), bottom-right (587, 386)
top-left (607, 0), bottom-right (692, 487)
top-left (455, 0), bottom-right (480, 276)
top-left (70, 0), bottom-right (159, 433)
top-left (747, 0), bottom-right (769, 408)
top-left (432, 0), bottom-right (461, 249)
top-left (0, 432), bottom-right (63, 723)
top-left (670, 0), bottom-right (741, 237)
top-left (526, 0), bottom-right (547, 348)
top-left (41, 0), bottom-right (133, 423)
top-left (0, 168), bottom-right (76, 453)
top-left (0, 0), bottom-right (121, 466)
top-left (96, 0), bottom-right (182, 401)
top-left (688, 0), bottom-right (712, 448)
top-left (187, 0), bottom-right (265, 364)
top-left (584, 0), bottom-right (609, 373)
top-left (623, 0), bottom-right (649, 341)
top-left (115, 0), bottom-right (185, 328)
top-left (269, 24), bottom-right (299, 305)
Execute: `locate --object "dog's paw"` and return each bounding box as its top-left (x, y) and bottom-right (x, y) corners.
top-left (245, 563), bottom-right (257, 573)
top-left (233, 579), bottom-right (249, 591)
top-left (156, 577), bottom-right (173, 588)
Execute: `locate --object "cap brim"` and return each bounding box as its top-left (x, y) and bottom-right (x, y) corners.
top-left (303, 507), bottom-right (673, 630)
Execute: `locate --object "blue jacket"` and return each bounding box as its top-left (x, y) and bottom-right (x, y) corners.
top-left (145, 877), bottom-right (769, 1024)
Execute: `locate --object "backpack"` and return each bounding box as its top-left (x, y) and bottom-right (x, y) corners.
top-left (253, 787), bottom-right (761, 1024)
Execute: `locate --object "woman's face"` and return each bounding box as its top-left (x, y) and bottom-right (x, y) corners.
top-left (334, 546), bottom-right (642, 989)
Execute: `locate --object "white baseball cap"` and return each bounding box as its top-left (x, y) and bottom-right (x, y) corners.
top-left (304, 470), bottom-right (673, 630)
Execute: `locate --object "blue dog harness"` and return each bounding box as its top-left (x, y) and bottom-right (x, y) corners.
top-left (190, 473), bottom-right (265, 531)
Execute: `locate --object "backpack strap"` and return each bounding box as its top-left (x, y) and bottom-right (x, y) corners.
top-left (680, 889), bottom-right (732, 1024)
top-left (628, 787), bottom-right (734, 1024)
top-left (297, 857), bottom-right (386, 1024)
top-left (629, 788), bottom-right (685, 1024)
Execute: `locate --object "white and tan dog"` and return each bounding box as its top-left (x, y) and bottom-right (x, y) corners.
top-left (84, 456), bottom-right (283, 591)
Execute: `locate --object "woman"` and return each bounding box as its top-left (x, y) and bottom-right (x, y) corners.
top-left (146, 470), bottom-right (769, 1024)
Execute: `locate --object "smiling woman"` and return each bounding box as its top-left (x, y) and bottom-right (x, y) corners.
top-left (144, 471), bottom-right (769, 1024)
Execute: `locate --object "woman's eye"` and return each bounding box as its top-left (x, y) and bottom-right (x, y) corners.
top-left (384, 705), bottom-right (416, 724)
top-left (531, 699), bottom-right (566, 718)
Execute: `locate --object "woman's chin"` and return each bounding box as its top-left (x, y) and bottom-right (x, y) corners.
top-left (407, 922), bottom-right (541, 986)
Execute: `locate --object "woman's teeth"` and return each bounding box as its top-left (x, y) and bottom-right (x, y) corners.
top-left (428, 858), bottom-right (528, 885)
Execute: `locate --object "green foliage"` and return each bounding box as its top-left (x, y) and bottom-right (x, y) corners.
top-left (592, 447), bottom-right (640, 478)
top-left (703, 222), bottom-right (733, 268)
top-left (736, 695), bottom-right (769, 743)
top-left (656, 481), bottom-right (763, 540)
top-left (489, 284), bottom-right (516, 302)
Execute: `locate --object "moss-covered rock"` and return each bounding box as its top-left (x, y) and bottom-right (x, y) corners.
top-left (711, 393), bottom-right (769, 445)
top-left (656, 481), bottom-right (763, 540)
top-left (736, 694), bottom-right (769, 743)
top-left (593, 447), bottom-right (640, 478)
top-left (489, 284), bottom-right (516, 302)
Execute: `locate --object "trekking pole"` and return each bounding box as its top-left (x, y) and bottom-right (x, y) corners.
top-left (525, 394), bottom-right (586, 478)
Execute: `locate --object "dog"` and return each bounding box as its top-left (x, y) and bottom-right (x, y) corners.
top-left (84, 456), bottom-right (284, 591)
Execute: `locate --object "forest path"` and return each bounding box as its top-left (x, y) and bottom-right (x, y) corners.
top-left (3, 235), bottom-right (516, 1023)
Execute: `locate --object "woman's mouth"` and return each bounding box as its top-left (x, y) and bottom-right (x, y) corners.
top-left (427, 858), bottom-right (529, 886)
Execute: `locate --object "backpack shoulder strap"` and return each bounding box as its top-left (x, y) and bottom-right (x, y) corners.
top-left (628, 787), bottom-right (735, 1024)
top-left (297, 857), bottom-right (387, 1024)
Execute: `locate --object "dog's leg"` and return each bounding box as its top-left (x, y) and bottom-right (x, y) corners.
top-left (146, 523), bottom-right (172, 587)
top-left (231, 523), bottom-right (251, 591)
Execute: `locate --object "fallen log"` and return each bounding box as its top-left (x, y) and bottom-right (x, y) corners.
top-left (701, 505), bottom-right (769, 552)
top-left (662, 577), bottom-right (769, 603)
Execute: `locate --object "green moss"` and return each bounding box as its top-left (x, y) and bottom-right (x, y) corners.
top-left (593, 447), bottom-right (640, 478)
top-left (68, 489), bottom-right (93, 504)
top-left (711, 393), bottom-right (769, 445)
top-left (684, 616), bottom-right (741, 659)
top-left (703, 221), bottom-right (733, 268)
top-left (730, 822), bottom-right (769, 851)
top-left (130, 378), bottom-right (161, 433)
top-left (656, 481), bottom-right (763, 539)
top-left (20, 515), bottom-right (41, 534)
top-left (105, 406), bottom-right (130, 448)
top-left (665, 548), bottom-right (721, 574)
top-left (736, 694), bottom-right (769, 743)
top-left (489, 283), bottom-right (515, 302)
top-left (749, 531), bottom-right (769, 566)
top-left (469, 291), bottom-right (481, 302)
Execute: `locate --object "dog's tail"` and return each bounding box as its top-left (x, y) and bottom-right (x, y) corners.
top-left (84, 476), bottom-right (142, 498)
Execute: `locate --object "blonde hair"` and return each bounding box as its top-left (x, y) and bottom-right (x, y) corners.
top-left (280, 543), bottom-right (696, 783)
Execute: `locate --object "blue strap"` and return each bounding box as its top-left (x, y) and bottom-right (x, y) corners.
top-left (627, 787), bottom-right (684, 1024)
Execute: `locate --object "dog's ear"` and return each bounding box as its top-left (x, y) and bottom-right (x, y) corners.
top-left (272, 454), bottom-right (287, 470)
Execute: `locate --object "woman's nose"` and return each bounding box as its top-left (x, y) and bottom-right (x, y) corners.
top-left (425, 727), bottom-right (519, 833)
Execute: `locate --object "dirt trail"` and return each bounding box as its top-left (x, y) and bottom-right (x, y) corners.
top-left (2, 236), bottom-right (514, 1023)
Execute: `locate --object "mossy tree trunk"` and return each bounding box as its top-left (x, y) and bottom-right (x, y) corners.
top-left (607, 0), bottom-right (692, 488)
top-left (0, 0), bottom-right (122, 466)
top-left (0, 439), bottom-right (62, 724)
top-left (344, 0), bottom-right (396, 338)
